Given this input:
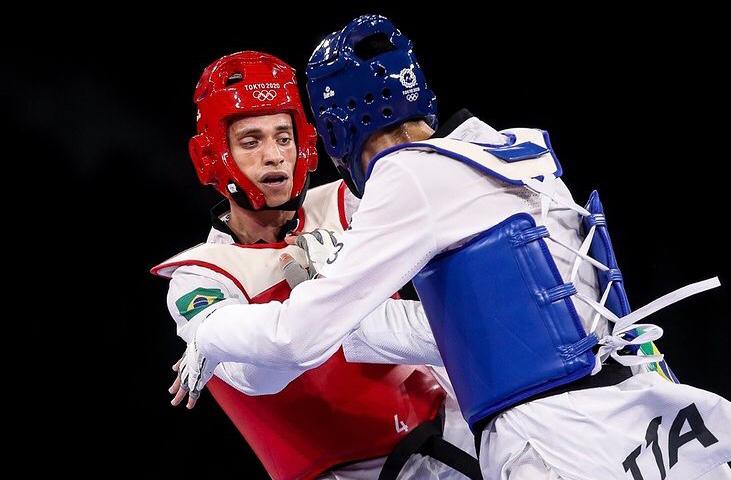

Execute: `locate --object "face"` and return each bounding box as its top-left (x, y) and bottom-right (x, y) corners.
top-left (228, 113), bottom-right (297, 207)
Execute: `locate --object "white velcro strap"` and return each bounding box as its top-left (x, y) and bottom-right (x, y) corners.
top-left (613, 277), bottom-right (721, 334)
top-left (547, 236), bottom-right (610, 272)
top-left (523, 176), bottom-right (721, 377)
top-left (589, 280), bottom-right (614, 333)
top-left (524, 177), bottom-right (591, 217)
top-left (570, 225), bottom-right (596, 283)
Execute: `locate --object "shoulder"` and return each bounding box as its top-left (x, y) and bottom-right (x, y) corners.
top-left (165, 265), bottom-right (246, 336)
top-left (167, 265), bottom-right (246, 313)
top-left (303, 179), bottom-right (349, 231)
top-left (368, 146), bottom-right (469, 196)
top-left (303, 179), bottom-right (342, 208)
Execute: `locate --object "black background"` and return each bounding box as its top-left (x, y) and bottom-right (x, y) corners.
top-left (6, 4), bottom-right (729, 477)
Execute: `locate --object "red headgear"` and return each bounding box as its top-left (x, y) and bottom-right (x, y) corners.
top-left (189, 51), bottom-right (318, 210)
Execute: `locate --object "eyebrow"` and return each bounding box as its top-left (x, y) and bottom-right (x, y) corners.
top-left (235, 124), bottom-right (293, 137)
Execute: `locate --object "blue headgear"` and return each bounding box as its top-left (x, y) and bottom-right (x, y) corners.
top-left (306, 15), bottom-right (438, 197)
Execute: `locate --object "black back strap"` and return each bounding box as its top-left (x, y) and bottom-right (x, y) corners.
top-left (474, 362), bottom-right (634, 456)
top-left (379, 416), bottom-right (482, 480)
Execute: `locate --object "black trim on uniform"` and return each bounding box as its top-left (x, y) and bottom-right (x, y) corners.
top-left (432, 109), bottom-right (475, 139)
top-left (210, 200), bottom-right (236, 238)
top-left (209, 200), bottom-right (299, 244)
top-left (277, 216), bottom-right (300, 240)
top-left (379, 415), bottom-right (483, 480)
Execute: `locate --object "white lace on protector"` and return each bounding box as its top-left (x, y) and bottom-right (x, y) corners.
top-left (523, 176), bottom-right (721, 375)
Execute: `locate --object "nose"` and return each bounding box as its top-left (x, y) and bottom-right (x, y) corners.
top-left (262, 138), bottom-right (285, 166)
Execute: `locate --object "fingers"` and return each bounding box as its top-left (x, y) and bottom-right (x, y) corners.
top-left (170, 355), bottom-right (186, 405)
top-left (283, 264), bottom-right (309, 288)
top-left (168, 375), bottom-right (181, 394)
top-left (171, 385), bottom-right (188, 406)
top-left (295, 234), bottom-right (310, 250)
top-left (170, 346), bottom-right (210, 410)
top-left (281, 253), bottom-right (309, 288)
top-left (284, 234), bottom-right (299, 245)
top-left (295, 229), bottom-right (338, 248)
top-left (279, 253), bottom-right (295, 268)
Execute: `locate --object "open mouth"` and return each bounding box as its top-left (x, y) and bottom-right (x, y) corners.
top-left (260, 172), bottom-right (289, 186)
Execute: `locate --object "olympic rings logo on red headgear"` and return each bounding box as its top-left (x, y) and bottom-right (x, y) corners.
top-left (252, 89), bottom-right (277, 102)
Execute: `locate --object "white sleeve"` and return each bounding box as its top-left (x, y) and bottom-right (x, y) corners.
top-left (166, 266), bottom-right (241, 343)
top-left (342, 299), bottom-right (443, 367)
top-left (196, 158), bottom-right (439, 371)
top-left (166, 266), bottom-right (302, 395)
top-left (212, 362), bottom-right (302, 396)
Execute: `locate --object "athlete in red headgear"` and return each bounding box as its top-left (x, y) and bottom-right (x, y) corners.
top-left (152, 51), bottom-right (480, 480)
top-left (189, 51), bottom-right (318, 212)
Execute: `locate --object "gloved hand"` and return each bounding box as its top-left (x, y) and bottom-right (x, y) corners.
top-left (279, 228), bottom-right (343, 288)
top-left (169, 337), bottom-right (218, 409)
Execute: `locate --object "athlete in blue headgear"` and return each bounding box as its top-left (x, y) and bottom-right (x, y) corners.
top-left (174, 15), bottom-right (731, 479)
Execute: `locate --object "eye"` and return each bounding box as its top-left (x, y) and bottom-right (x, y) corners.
top-left (239, 138), bottom-right (258, 149)
top-left (278, 136), bottom-right (293, 146)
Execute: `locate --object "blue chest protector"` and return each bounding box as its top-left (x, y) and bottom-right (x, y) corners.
top-left (372, 129), bottom-right (641, 431)
top-left (414, 213), bottom-right (597, 430)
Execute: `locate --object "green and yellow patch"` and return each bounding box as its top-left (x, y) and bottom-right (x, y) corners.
top-left (639, 339), bottom-right (677, 382)
top-left (176, 288), bottom-right (225, 321)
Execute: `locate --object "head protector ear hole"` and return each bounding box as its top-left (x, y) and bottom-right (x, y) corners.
top-left (382, 108), bottom-right (392, 118)
top-left (382, 88), bottom-right (391, 99)
top-left (326, 120), bottom-right (338, 147)
top-left (225, 72), bottom-right (244, 86)
top-left (353, 32), bottom-right (397, 60)
top-left (348, 99), bottom-right (357, 110)
top-left (362, 115), bottom-right (371, 125)
top-left (364, 93), bottom-right (374, 104)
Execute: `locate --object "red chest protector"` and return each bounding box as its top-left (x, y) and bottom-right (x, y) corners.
top-left (210, 280), bottom-right (443, 479)
top-left (153, 181), bottom-right (445, 480)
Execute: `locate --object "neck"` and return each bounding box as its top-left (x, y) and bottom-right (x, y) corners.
top-left (226, 199), bottom-right (296, 244)
top-left (360, 120), bottom-right (435, 172)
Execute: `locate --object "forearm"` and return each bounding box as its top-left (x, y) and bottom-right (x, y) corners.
top-left (214, 361), bottom-right (302, 396)
top-left (342, 298), bottom-right (443, 366)
top-left (195, 270), bottom-right (396, 369)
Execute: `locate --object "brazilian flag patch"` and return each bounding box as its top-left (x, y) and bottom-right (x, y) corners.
top-left (176, 288), bottom-right (225, 321)
top-left (639, 340), bottom-right (679, 383)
